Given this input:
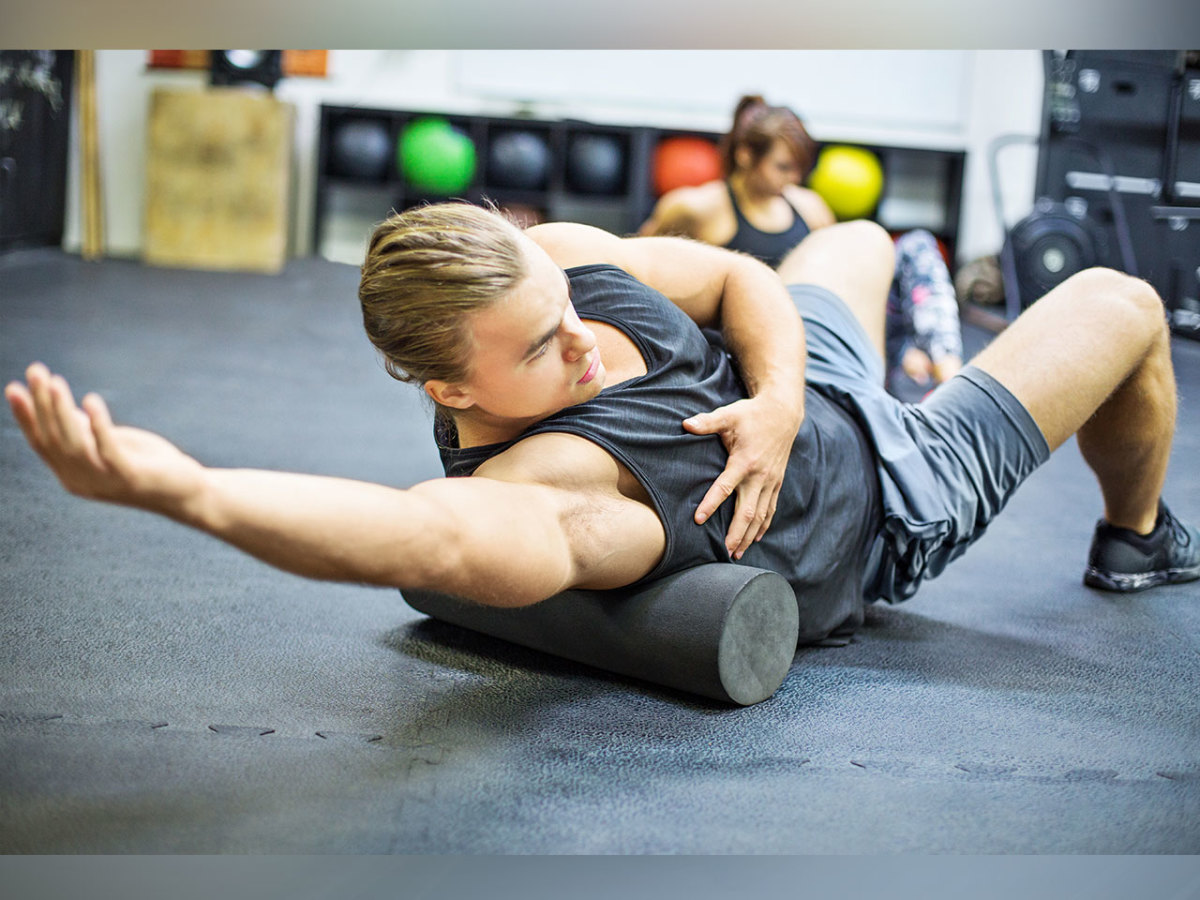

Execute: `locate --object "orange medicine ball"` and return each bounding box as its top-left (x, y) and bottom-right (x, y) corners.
top-left (652, 136), bottom-right (723, 196)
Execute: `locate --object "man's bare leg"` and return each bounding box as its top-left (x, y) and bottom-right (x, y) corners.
top-left (969, 267), bottom-right (1175, 535)
top-left (777, 220), bottom-right (895, 364)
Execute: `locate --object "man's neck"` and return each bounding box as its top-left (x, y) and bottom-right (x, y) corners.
top-left (452, 408), bottom-right (547, 448)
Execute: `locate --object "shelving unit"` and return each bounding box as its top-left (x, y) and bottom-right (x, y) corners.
top-left (312, 104), bottom-right (967, 266)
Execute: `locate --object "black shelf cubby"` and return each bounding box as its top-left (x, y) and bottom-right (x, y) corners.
top-left (313, 103), bottom-right (967, 267)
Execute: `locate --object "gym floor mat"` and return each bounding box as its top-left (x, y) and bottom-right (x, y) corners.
top-left (2, 250), bottom-right (1198, 853)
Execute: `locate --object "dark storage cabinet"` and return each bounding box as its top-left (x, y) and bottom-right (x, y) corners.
top-left (0, 51), bottom-right (74, 253)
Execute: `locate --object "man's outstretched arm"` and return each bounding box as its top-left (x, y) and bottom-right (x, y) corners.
top-left (5, 363), bottom-right (660, 607)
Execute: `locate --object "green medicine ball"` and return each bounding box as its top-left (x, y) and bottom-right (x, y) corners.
top-left (398, 117), bottom-right (476, 194)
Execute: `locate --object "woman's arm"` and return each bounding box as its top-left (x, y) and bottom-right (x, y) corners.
top-left (5, 364), bottom-right (660, 607)
top-left (637, 187), bottom-right (703, 237)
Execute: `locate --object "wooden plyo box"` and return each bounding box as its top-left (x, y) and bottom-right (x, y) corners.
top-left (143, 87), bottom-right (292, 274)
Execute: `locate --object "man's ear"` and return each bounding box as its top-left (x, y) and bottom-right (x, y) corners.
top-left (424, 379), bottom-right (474, 410)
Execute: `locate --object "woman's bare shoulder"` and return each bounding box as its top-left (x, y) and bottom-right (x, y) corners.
top-left (786, 185), bottom-right (837, 229)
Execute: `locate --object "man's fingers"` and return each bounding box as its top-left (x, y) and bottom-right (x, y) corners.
top-left (726, 486), bottom-right (770, 559)
top-left (5, 381), bottom-right (45, 450)
top-left (694, 472), bottom-right (738, 524)
top-left (720, 501), bottom-right (758, 556)
top-left (725, 497), bottom-right (751, 557)
top-left (682, 410), bottom-right (722, 435)
top-left (49, 375), bottom-right (88, 454)
top-left (11, 366), bottom-right (112, 473)
top-left (26, 363), bottom-right (65, 445)
top-left (754, 484), bottom-right (782, 543)
top-left (689, 396), bottom-right (793, 551)
top-left (31, 365), bottom-right (73, 450)
top-left (82, 393), bottom-right (117, 464)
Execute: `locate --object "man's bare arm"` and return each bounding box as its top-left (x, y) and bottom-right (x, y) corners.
top-left (5, 364), bottom-right (661, 608)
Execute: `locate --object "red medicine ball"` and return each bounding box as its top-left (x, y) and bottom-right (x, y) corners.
top-left (653, 136), bottom-right (723, 196)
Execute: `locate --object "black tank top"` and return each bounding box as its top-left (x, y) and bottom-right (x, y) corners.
top-left (722, 182), bottom-right (811, 269)
top-left (436, 264), bottom-right (880, 640)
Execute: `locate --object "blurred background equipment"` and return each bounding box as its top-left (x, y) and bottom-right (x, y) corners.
top-left (565, 132), bottom-right (625, 195)
top-left (1034, 50), bottom-right (1200, 338)
top-left (807, 144), bottom-right (885, 220)
top-left (954, 254), bottom-right (1005, 307)
top-left (209, 50), bottom-right (284, 90)
top-left (989, 132), bottom-right (1132, 318)
top-left (150, 50), bottom-right (328, 79)
top-left (652, 135), bottom-right (723, 196)
top-left (0, 51), bottom-right (73, 254)
top-left (77, 50), bottom-right (103, 260)
top-left (487, 129), bottom-right (552, 190)
top-left (142, 87), bottom-right (293, 273)
top-left (397, 117), bottom-right (477, 194)
top-left (330, 119), bottom-right (392, 180)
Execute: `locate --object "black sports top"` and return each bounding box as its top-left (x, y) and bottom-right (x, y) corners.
top-left (436, 264), bottom-right (881, 640)
top-left (721, 182), bottom-right (811, 269)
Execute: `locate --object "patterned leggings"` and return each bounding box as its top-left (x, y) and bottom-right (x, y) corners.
top-left (884, 229), bottom-right (963, 371)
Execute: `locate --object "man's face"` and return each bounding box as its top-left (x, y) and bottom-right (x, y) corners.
top-left (445, 237), bottom-right (606, 428)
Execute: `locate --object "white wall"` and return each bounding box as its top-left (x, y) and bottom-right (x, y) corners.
top-left (454, 51), bottom-right (972, 135)
top-left (961, 51), bottom-right (1045, 264)
top-left (65, 50), bottom-right (1044, 266)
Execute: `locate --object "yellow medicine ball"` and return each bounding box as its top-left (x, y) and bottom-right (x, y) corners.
top-left (808, 145), bottom-right (885, 220)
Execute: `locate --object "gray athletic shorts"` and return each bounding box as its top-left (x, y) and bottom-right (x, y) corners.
top-left (789, 283), bottom-right (1052, 603)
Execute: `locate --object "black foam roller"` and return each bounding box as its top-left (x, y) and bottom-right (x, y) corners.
top-left (402, 564), bottom-right (799, 705)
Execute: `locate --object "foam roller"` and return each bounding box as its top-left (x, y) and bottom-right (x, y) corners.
top-left (402, 564), bottom-right (799, 705)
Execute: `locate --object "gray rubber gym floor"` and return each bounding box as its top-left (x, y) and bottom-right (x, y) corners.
top-left (1, 248), bottom-right (1198, 854)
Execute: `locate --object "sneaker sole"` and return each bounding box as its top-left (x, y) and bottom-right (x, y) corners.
top-left (1083, 563), bottom-right (1200, 593)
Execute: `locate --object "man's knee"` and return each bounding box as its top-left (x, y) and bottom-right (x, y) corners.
top-left (778, 219), bottom-right (894, 285)
top-left (838, 219), bottom-right (895, 254)
top-left (1054, 267), bottom-right (1167, 343)
top-left (826, 220), bottom-right (895, 276)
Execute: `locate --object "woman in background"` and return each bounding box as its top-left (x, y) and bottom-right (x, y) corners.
top-left (641, 95), bottom-right (964, 391)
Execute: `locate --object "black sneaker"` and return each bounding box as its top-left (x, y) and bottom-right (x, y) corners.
top-left (1084, 502), bottom-right (1200, 592)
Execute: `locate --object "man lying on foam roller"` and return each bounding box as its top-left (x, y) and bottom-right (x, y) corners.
top-left (7, 202), bottom-right (1199, 659)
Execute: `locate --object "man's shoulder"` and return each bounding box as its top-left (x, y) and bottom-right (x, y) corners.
top-left (525, 221), bottom-right (622, 269)
top-left (460, 431), bottom-right (665, 590)
top-left (474, 431), bottom-right (624, 492)
top-left (475, 431), bottom-right (660, 538)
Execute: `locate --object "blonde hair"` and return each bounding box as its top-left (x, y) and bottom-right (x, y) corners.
top-left (359, 202), bottom-right (527, 391)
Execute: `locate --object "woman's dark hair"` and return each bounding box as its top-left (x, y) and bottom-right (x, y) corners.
top-left (721, 94), bottom-right (818, 178)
